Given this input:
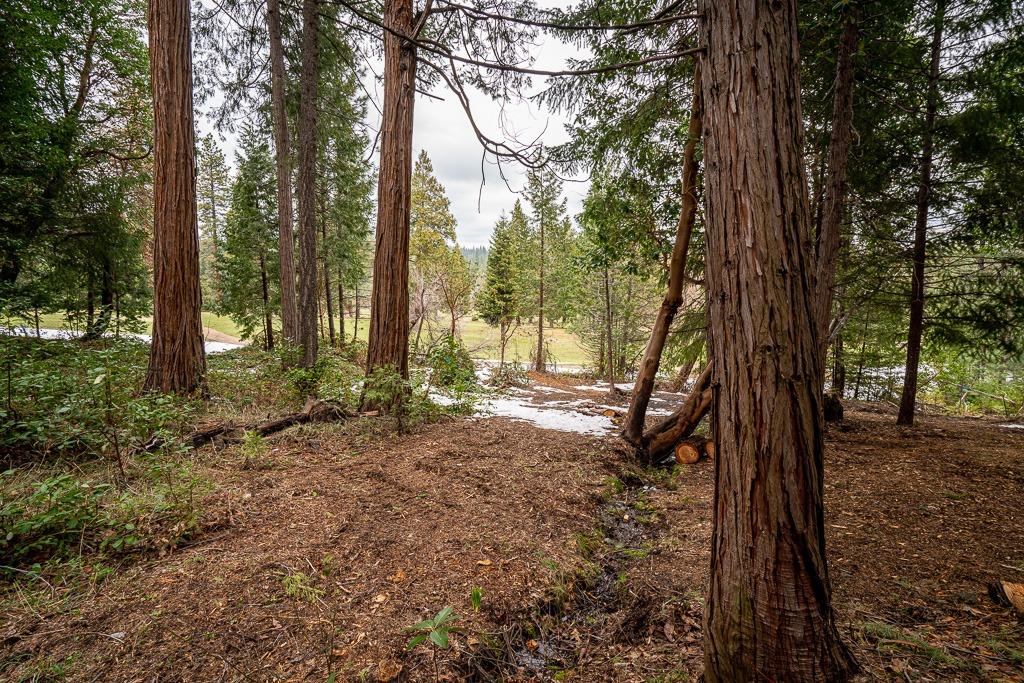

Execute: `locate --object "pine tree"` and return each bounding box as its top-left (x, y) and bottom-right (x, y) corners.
top-left (218, 124), bottom-right (280, 347)
top-left (478, 214), bottom-right (522, 367)
top-left (196, 133), bottom-right (231, 309)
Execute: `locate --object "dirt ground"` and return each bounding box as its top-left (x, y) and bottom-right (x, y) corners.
top-left (2, 386), bottom-right (1022, 681)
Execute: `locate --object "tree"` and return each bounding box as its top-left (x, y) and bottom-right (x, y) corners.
top-left (218, 124), bottom-right (279, 348)
top-left (897, 0), bottom-right (946, 425)
top-left (409, 151), bottom-right (458, 350)
top-left (196, 133), bottom-right (231, 309)
top-left (144, 0), bottom-right (207, 394)
top-left (698, 0), bottom-right (855, 679)
top-left (296, 0), bottom-right (320, 368)
top-left (366, 0), bottom-right (416, 380)
top-left (435, 248), bottom-right (473, 337)
top-left (478, 214), bottom-right (522, 368)
top-left (523, 166), bottom-right (572, 371)
top-left (266, 0), bottom-right (300, 344)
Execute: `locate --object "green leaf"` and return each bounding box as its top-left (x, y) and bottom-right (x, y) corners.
top-left (406, 634), bottom-right (427, 650)
top-left (403, 620), bottom-right (435, 631)
top-left (434, 606), bottom-right (455, 624)
top-left (429, 629), bottom-right (449, 648)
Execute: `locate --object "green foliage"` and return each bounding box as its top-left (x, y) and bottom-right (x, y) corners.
top-left (0, 337), bottom-right (197, 460)
top-left (469, 587), bottom-right (483, 612)
top-left (404, 606), bottom-right (459, 651)
top-left (281, 571), bottom-right (323, 603)
top-left (0, 458), bottom-right (209, 571)
top-left (425, 335), bottom-right (476, 393)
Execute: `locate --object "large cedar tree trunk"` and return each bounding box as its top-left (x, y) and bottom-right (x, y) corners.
top-left (296, 0), bottom-right (320, 368)
top-left (698, 1), bottom-right (855, 680)
top-left (898, 0), bottom-right (945, 426)
top-left (144, 0), bottom-right (207, 394)
top-left (622, 65), bottom-right (703, 446)
top-left (267, 0), bottom-right (299, 343)
top-left (366, 0), bottom-right (416, 379)
top-left (814, 6), bottom-right (859, 386)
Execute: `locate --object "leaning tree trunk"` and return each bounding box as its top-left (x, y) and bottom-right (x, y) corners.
top-left (144, 0), bottom-right (206, 394)
top-left (698, 0), bottom-right (856, 680)
top-left (814, 5), bottom-right (858, 388)
top-left (366, 0), bottom-right (416, 379)
top-left (623, 65), bottom-right (703, 447)
top-left (296, 0), bottom-right (320, 369)
top-left (898, 0), bottom-right (945, 426)
top-left (267, 0), bottom-right (299, 343)
top-left (260, 252), bottom-right (274, 350)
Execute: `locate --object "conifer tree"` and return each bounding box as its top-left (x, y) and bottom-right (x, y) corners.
top-left (478, 214), bottom-right (523, 368)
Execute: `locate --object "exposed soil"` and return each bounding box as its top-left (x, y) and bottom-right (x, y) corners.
top-left (2, 392), bottom-right (1022, 681)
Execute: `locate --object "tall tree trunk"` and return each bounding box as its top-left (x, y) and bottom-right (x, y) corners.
top-left (338, 280), bottom-right (346, 342)
top-left (321, 214), bottom-right (335, 347)
top-left (698, 0), bottom-right (855, 680)
top-left (366, 0), bottom-right (416, 379)
top-left (623, 65), bottom-right (703, 447)
top-left (296, 0), bottom-right (320, 369)
top-left (144, 0), bottom-right (206, 394)
top-left (266, 0), bottom-right (299, 343)
top-left (499, 319), bottom-right (507, 368)
top-left (898, 0), bottom-right (945, 426)
top-left (352, 285), bottom-right (360, 344)
top-left (535, 217), bottom-right (545, 372)
top-left (260, 252), bottom-right (274, 350)
top-left (814, 5), bottom-right (859, 386)
top-left (603, 266), bottom-right (615, 395)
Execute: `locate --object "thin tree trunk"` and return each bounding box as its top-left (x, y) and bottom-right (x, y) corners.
top-left (266, 0), bottom-right (299, 343)
top-left (322, 216), bottom-right (335, 347)
top-left (338, 280), bottom-right (345, 342)
top-left (623, 65), bottom-right (703, 446)
top-left (144, 0), bottom-right (206, 394)
top-left (535, 216), bottom-right (545, 372)
top-left (814, 5), bottom-right (859, 386)
top-left (499, 319), bottom-right (507, 368)
top-left (698, 0), bottom-right (855, 679)
top-left (296, 0), bottom-right (320, 368)
top-left (352, 285), bottom-right (360, 344)
top-left (260, 253), bottom-right (274, 350)
top-left (898, 0), bottom-right (945, 426)
top-left (603, 266), bottom-right (615, 395)
top-left (366, 0), bottom-right (416, 379)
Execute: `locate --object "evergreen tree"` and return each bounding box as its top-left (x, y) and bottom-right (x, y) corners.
top-left (218, 124), bottom-right (280, 348)
top-left (478, 214), bottom-right (523, 367)
top-left (196, 134), bottom-right (231, 309)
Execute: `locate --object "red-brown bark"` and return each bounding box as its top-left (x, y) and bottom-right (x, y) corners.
top-left (266, 0), bottom-right (299, 343)
top-left (698, 0), bottom-right (855, 679)
top-left (143, 0), bottom-right (207, 395)
top-left (296, 0), bottom-right (320, 368)
top-left (366, 0), bottom-right (416, 379)
top-left (814, 7), bottom-right (859, 382)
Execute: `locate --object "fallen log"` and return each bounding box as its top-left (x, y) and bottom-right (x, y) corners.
top-left (142, 399), bottom-right (354, 452)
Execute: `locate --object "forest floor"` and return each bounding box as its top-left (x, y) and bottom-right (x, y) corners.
top-left (2, 375), bottom-right (1023, 682)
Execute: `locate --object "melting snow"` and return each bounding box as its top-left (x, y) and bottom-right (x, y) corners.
top-left (1000, 423), bottom-right (1024, 430)
top-left (2, 327), bottom-right (243, 355)
top-left (475, 396), bottom-right (614, 436)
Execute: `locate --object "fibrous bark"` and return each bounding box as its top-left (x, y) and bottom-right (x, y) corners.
top-left (266, 0), bottom-right (299, 343)
top-left (623, 64), bottom-right (703, 447)
top-left (366, 0), bottom-right (416, 379)
top-left (698, 0), bottom-right (856, 680)
top-left (814, 7), bottom-right (859, 382)
top-left (143, 0), bottom-right (207, 395)
top-left (296, 0), bottom-right (320, 368)
top-left (898, 0), bottom-right (946, 426)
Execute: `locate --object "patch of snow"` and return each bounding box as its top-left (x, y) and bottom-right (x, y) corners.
top-left (1000, 423), bottom-right (1024, 430)
top-left (2, 327), bottom-right (243, 354)
top-left (476, 396), bottom-right (613, 436)
top-left (575, 381), bottom-right (635, 392)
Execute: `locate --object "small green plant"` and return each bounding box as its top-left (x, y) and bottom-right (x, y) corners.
top-left (470, 586), bottom-right (483, 612)
top-left (239, 430), bottom-right (268, 469)
top-left (280, 571), bottom-right (322, 603)
top-left (405, 606), bottom-right (460, 650)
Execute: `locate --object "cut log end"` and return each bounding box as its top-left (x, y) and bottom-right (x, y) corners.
top-left (674, 437), bottom-right (713, 465)
top-left (989, 581), bottom-right (1024, 616)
